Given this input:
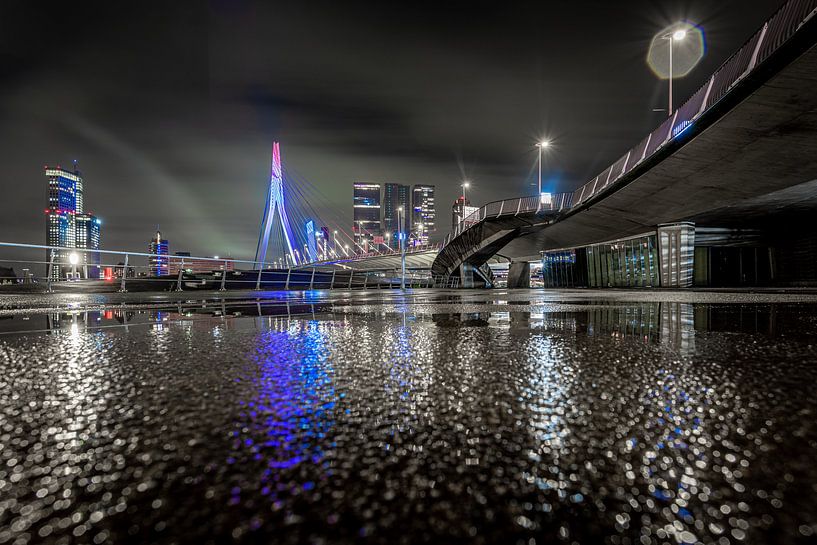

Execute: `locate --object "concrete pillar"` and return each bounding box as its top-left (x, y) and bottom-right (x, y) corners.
top-left (507, 261), bottom-right (531, 289)
top-left (458, 263), bottom-right (476, 288)
top-left (657, 222), bottom-right (695, 288)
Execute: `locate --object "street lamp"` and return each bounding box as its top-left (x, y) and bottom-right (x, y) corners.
top-left (69, 251), bottom-right (79, 280)
top-left (663, 27), bottom-right (687, 114)
top-left (536, 141), bottom-right (550, 196)
top-left (462, 181), bottom-right (470, 203)
top-left (398, 206), bottom-right (406, 289)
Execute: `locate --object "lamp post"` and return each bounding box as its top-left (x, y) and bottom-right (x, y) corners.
top-left (663, 28), bottom-right (687, 115)
top-left (333, 230), bottom-right (339, 257)
top-left (398, 206), bottom-right (406, 289)
top-left (462, 181), bottom-right (470, 203)
top-left (536, 141), bottom-right (550, 196)
top-left (69, 251), bottom-right (79, 280)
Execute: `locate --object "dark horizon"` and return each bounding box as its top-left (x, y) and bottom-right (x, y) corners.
top-left (0, 0), bottom-right (784, 258)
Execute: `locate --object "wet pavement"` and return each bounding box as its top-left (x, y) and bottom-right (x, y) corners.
top-left (1, 289), bottom-right (816, 544)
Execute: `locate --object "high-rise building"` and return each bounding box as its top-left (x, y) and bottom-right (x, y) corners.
top-left (149, 231), bottom-right (169, 276)
top-left (44, 164), bottom-right (102, 280)
top-left (412, 185), bottom-right (435, 246)
top-left (353, 182), bottom-right (382, 251)
top-left (383, 183), bottom-right (410, 249)
top-left (451, 196), bottom-right (479, 231)
top-left (75, 213), bottom-right (101, 279)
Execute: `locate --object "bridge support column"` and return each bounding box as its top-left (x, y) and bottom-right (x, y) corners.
top-left (657, 222), bottom-right (696, 288)
top-left (507, 261), bottom-right (531, 289)
top-left (458, 263), bottom-right (476, 288)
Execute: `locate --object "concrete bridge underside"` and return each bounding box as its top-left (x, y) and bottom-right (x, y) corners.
top-left (503, 36), bottom-right (817, 261)
top-left (434, 19), bottom-right (817, 283)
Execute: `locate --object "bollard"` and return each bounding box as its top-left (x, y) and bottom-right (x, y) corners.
top-left (175, 260), bottom-right (185, 291)
top-left (219, 261), bottom-right (228, 291)
top-left (118, 254), bottom-right (129, 293)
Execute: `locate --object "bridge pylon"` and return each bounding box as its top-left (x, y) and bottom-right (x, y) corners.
top-left (255, 142), bottom-right (298, 267)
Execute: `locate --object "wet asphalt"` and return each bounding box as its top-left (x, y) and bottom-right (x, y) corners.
top-left (1, 289), bottom-right (816, 544)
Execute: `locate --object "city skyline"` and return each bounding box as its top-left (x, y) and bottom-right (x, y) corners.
top-left (1, 0), bottom-right (784, 258)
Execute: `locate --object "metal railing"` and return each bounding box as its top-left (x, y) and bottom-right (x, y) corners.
top-left (0, 241), bottom-right (457, 293)
top-left (443, 192), bottom-right (573, 247)
top-left (570, 0), bottom-right (816, 209)
top-left (439, 0), bottom-right (816, 252)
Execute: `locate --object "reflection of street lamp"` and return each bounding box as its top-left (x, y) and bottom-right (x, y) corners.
top-left (662, 27), bottom-right (687, 114)
top-left (536, 141), bottom-right (550, 196)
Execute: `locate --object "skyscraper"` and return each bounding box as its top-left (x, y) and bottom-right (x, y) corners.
top-left (44, 164), bottom-right (101, 280)
top-left (383, 183), bottom-right (410, 249)
top-left (75, 214), bottom-right (101, 279)
top-left (149, 231), bottom-right (169, 276)
top-left (451, 196), bottom-right (477, 231)
top-left (411, 185), bottom-right (435, 246)
top-left (353, 182), bottom-right (382, 251)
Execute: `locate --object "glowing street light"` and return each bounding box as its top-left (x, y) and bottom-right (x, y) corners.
top-left (663, 26), bottom-right (687, 114)
top-left (68, 252), bottom-right (79, 265)
top-left (536, 140), bottom-right (550, 196)
top-left (462, 181), bottom-right (470, 203)
top-left (397, 206), bottom-right (406, 288)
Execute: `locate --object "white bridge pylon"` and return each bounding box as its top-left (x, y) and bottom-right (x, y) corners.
top-left (255, 142), bottom-right (298, 267)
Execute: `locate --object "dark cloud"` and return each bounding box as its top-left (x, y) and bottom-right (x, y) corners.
top-left (0, 0), bottom-right (783, 258)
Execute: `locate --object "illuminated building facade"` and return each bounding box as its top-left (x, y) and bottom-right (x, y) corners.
top-left (75, 213), bottom-right (101, 279)
top-left (383, 183), bottom-right (410, 249)
top-left (148, 231), bottom-right (169, 276)
top-left (353, 182), bottom-right (382, 251)
top-left (411, 184), bottom-right (435, 245)
top-left (44, 164), bottom-right (102, 280)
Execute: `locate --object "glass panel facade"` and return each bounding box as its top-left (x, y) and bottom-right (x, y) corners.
top-left (586, 234), bottom-right (659, 288)
top-left (541, 250), bottom-right (585, 288)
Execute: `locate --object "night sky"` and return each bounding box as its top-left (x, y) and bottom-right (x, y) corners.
top-left (0, 0), bottom-right (783, 258)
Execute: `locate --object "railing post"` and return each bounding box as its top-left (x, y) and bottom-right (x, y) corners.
top-left (330, 269), bottom-right (336, 289)
top-left (255, 263), bottom-right (262, 290)
top-left (219, 261), bottom-right (228, 291)
top-left (349, 270), bottom-right (354, 289)
top-left (364, 273), bottom-right (368, 289)
top-left (309, 267), bottom-right (315, 290)
top-left (175, 259), bottom-right (185, 291)
top-left (285, 267), bottom-right (291, 290)
top-left (118, 254), bottom-right (128, 293)
top-left (746, 23), bottom-right (769, 75)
